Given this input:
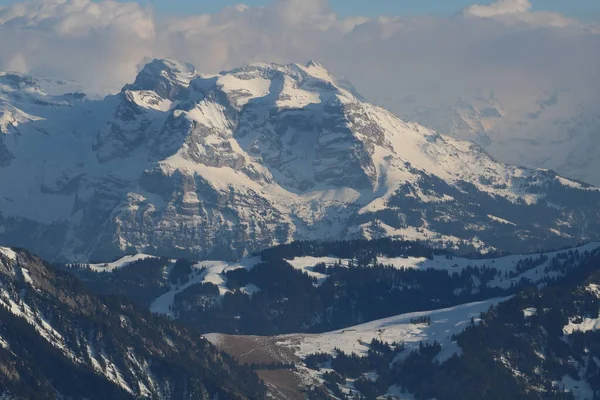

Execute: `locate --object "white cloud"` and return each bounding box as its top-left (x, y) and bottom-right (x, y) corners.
top-left (463, 0), bottom-right (577, 28)
top-left (464, 0), bottom-right (532, 17)
top-left (0, 0), bottom-right (156, 92)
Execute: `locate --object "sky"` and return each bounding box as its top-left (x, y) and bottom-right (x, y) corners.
top-left (0, 0), bottom-right (598, 19)
top-left (138, 0), bottom-right (600, 19)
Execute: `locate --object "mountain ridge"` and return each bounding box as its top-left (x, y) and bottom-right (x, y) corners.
top-left (0, 246), bottom-right (265, 399)
top-left (1, 59), bottom-right (600, 261)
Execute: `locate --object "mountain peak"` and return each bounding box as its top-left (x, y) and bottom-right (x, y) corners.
top-left (299, 59), bottom-right (336, 83)
top-left (305, 59), bottom-right (324, 68)
top-left (125, 58), bottom-right (197, 100)
top-left (141, 58), bottom-right (196, 78)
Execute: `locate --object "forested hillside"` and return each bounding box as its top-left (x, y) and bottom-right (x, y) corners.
top-left (0, 247), bottom-right (265, 399)
top-left (301, 267), bottom-right (600, 399)
top-left (63, 239), bottom-right (600, 336)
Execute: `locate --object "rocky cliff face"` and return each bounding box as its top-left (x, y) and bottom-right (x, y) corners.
top-left (1, 60), bottom-right (600, 261)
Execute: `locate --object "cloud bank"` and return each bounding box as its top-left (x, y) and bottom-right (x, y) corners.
top-left (465, 0), bottom-right (532, 18)
top-left (0, 0), bottom-right (596, 115)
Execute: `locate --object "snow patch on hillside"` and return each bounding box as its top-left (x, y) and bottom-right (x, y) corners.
top-left (0, 335), bottom-right (9, 350)
top-left (286, 256), bottom-right (350, 286)
top-left (20, 267), bottom-right (34, 287)
top-left (88, 254), bottom-right (158, 272)
top-left (108, 241), bottom-right (600, 316)
top-left (217, 74), bottom-right (271, 109)
top-left (586, 284), bottom-right (600, 299)
top-left (523, 307), bottom-right (537, 318)
top-left (375, 242), bottom-right (600, 290)
top-left (240, 283), bottom-right (261, 296)
top-left (563, 317), bottom-right (600, 335)
top-left (150, 257), bottom-right (261, 317)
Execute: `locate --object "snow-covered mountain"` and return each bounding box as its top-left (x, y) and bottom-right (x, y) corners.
top-left (398, 88), bottom-right (600, 187)
top-left (1, 60), bottom-right (600, 261)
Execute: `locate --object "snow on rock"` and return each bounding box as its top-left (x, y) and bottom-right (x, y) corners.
top-left (586, 284), bottom-right (600, 299)
top-left (217, 73), bottom-right (271, 109)
top-left (99, 351), bottom-right (134, 394)
top-left (563, 316), bottom-right (600, 335)
top-left (20, 267), bottom-right (34, 287)
top-left (0, 335), bottom-right (9, 350)
top-left (0, 247), bottom-right (17, 261)
top-left (127, 90), bottom-right (173, 112)
top-left (0, 289), bottom-right (76, 360)
top-left (488, 214), bottom-right (517, 226)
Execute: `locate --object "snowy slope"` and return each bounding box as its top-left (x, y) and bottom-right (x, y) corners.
top-left (273, 297), bottom-right (507, 362)
top-left (2, 60), bottom-right (600, 261)
top-left (206, 297), bottom-right (507, 399)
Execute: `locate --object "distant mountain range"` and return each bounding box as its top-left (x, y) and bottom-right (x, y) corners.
top-left (397, 88), bottom-right (600, 187)
top-left (1, 61), bottom-right (600, 261)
